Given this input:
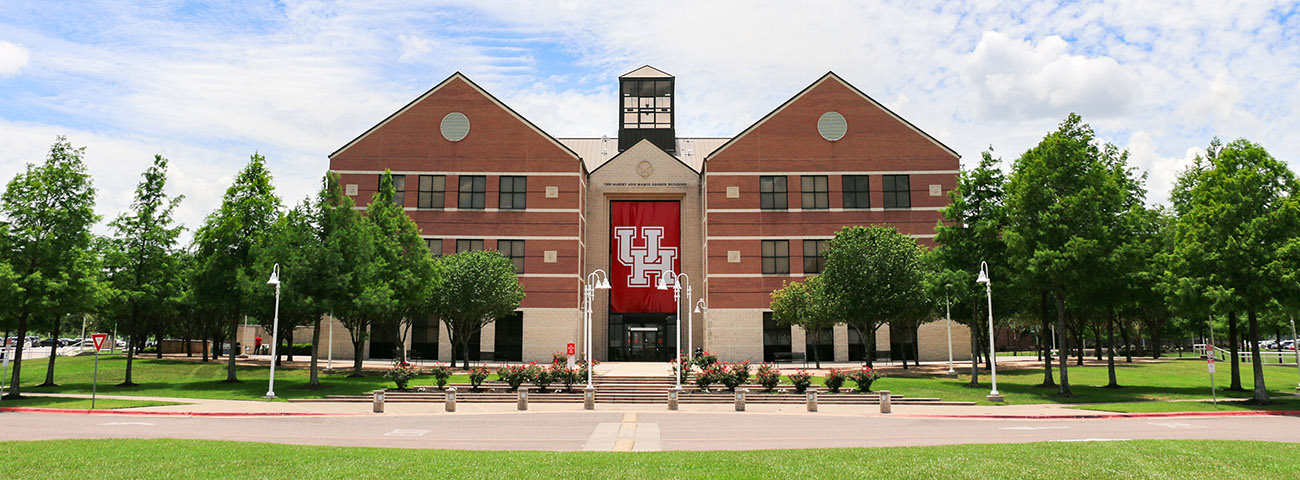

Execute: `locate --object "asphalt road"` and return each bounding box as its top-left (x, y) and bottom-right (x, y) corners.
top-left (3, 411), bottom-right (1297, 451)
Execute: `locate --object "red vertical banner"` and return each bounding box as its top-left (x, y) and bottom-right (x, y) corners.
top-left (610, 201), bottom-right (680, 313)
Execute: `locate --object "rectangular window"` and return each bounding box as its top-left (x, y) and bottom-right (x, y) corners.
top-left (456, 239), bottom-right (483, 253)
top-left (802, 239), bottom-right (828, 274)
top-left (759, 176), bottom-right (787, 210)
top-left (457, 175), bottom-right (486, 209)
top-left (761, 240), bottom-right (789, 275)
top-left (842, 175), bottom-right (870, 209)
top-left (492, 312), bottom-right (523, 362)
top-left (801, 175), bottom-right (829, 209)
top-left (806, 328), bottom-right (834, 364)
top-left (425, 238), bottom-right (442, 257)
top-left (762, 312), bottom-right (792, 363)
top-left (497, 239), bottom-right (525, 273)
top-left (883, 174), bottom-right (911, 209)
top-left (498, 176), bottom-right (526, 210)
top-left (380, 174), bottom-right (406, 206)
top-left (417, 175), bottom-right (445, 209)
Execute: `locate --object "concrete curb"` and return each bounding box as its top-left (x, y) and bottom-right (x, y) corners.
top-left (0, 407), bottom-right (366, 417)
top-left (897, 410), bottom-right (1300, 420)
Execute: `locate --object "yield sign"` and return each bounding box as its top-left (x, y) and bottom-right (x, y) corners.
top-left (92, 333), bottom-right (108, 352)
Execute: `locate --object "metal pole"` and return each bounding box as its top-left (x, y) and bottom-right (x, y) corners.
top-left (327, 312), bottom-right (334, 371)
top-left (986, 281), bottom-right (999, 400)
top-left (674, 276), bottom-right (683, 391)
top-left (585, 283), bottom-right (593, 389)
top-left (685, 283), bottom-right (692, 367)
top-left (91, 347), bottom-right (100, 409)
top-left (945, 291), bottom-right (954, 375)
top-left (1209, 314), bottom-right (1217, 407)
top-left (266, 280), bottom-right (281, 398)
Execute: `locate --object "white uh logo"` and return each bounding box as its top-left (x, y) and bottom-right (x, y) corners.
top-left (614, 226), bottom-right (677, 288)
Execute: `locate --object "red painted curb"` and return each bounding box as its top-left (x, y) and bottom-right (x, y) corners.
top-left (0, 407), bottom-right (364, 417)
top-left (897, 410), bottom-right (1300, 420)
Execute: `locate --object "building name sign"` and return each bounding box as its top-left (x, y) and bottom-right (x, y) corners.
top-left (602, 182), bottom-right (689, 188)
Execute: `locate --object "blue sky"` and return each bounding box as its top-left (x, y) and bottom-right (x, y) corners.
top-left (1, 1), bottom-right (1298, 238)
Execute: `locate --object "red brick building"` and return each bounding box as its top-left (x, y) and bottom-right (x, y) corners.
top-left (326, 66), bottom-right (971, 363)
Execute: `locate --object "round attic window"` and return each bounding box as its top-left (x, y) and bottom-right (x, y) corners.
top-left (440, 112), bottom-right (470, 142)
top-left (817, 111), bottom-right (847, 141)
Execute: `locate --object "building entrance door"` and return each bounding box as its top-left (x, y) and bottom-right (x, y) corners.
top-left (627, 326), bottom-right (663, 362)
top-left (608, 313), bottom-right (675, 362)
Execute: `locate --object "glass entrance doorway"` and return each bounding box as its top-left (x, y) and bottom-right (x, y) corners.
top-left (608, 313), bottom-right (676, 362)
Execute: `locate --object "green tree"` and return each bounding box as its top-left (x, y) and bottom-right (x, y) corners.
top-left (933, 149), bottom-right (1013, 385)
top-left (191, 153), bottom-right (281, 383)
top-left (770, 275), bottom-right (837, 368)
top-left (364, 171), bottom-right (438, 363)
top-left (820, 225), bottom-right (929, 368)
top-left (1004, 114), bottom-right (1129, 396)
top-left (249, 201), bottom-right (319, 367)
top-left (104, 155), bottom-right (185, 386)
top-left (311, 173), bottom-right (373, 382)
top-left (2, 137), bottom-right (100, 398)
top-left (429, 250), bottom-right (524, 369)
top-left (1173, 139), bottom-right (1299, 404)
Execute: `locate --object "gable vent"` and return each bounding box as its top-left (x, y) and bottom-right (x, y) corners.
top-left (441, 112), bottom-right (470, 142)
top-left (817, 111), bottom-right (847, 141)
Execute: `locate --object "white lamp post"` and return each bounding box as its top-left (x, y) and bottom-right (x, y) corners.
top-left (945, 283), bottom-right (955, 376)
top-left (583, 269), bottom-right (611, 390)
top-left (265, 263), bottom-right (282, 399)
top-left (1290, 316), bottom-right (1299, 391)
top-left (975, 261), bottom-right (1002, 402)
top-left (657, 270), bottom-right (690, 392)
top-left (693, 299), bottom-right (707, 358)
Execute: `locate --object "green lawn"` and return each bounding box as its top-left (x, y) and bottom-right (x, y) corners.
top-left (810, 359), bottom-right (1300, 405)
top-left (6, 355), bottom-right (469, 401)
top-left (1068, 397), bottom-right (1300, 413)
top-left (0, 439), bottom-right (1296, 479)
top-left (0, 396), bottom-right (182, 410)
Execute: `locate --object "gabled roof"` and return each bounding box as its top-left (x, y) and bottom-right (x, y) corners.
top-left (620, 65), bottom-right (673, 78)
top-left (329, 72), bottom-right (579, 161)
top-left (558, 137), bottom-right (728, 173)
top-left (587, 138), bottom-right (703, 176)
top-left (704, 71), bottom-right (960, 162)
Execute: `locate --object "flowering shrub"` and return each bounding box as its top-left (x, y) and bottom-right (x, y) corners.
top-left (692, 351), bottom-right (719, 370)
top-left (552, 352), bottom-right (568, 365)
top-left (695, 365), bottom-right (720, 392)
top-left (553, 364), bottom-right (579, 392)
top-left (717, 363), bottom-right (744, 392)
top-left (577, 358), bottom-right (599, 382)
top-left (850, 366), bottom-right (883, 393)
top-left (468, 365), bottom-right (490, 391)
top-left (383, 361), bottom-right (421, 390)
top-left (788, 370), bottom-right (812, 394)
top-left (675, 352), bottom-right (692, 383)
top-left (497, 364), bottom-right (531, 391)
top-left (824, 368), bottom-right (849, 393)
top-left (755, 363), bottom-right (781, 392)
top-left (732, 360), bottom-right (751, 385)
top-left (427, 362), bottom-right (452, 389)
top-left (528, 363), bottom-right (554, 392)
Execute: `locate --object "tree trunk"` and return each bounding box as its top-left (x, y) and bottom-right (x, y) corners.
top-left (40, 321), bottom-right (60, 387)
top-left (350, 338), bottom-right (365, 377)
top-left (201, 336), bottom-right (209, 362)
top-left (308, 317), bottom-right (322, 388)
top-left (1105, 309), bottom-right (1119, 389)
top-left (4, 313), bottom-right (30, 399)
top-left (811, 329), bottom-right (822, 369)
top-left (1055, 293), bottom-right (1072, 396)
top-left (184, 335), bottom-right (192, 357)
top-left (283, 325), bottom-right (293, 364)
top-left (1074, 326), bottom-right (1084, 366)
top-left (1150, 320), bottom-right (1162, 359)
top-left (968, 317), bottom-right (980, 386)
top-left (866, 327), bottom-right (877, 368)
top-left (1039, 291), bottom-right (1055, 387)
top-left (222, 316), bottom-right (240, 383)
top-left (154, 325), bottom-right (165, 359)
top-left (1228, 311), bottom-right (1244, 391)
top-left (1093, 323), bottom-right (1103, 361)
top-left (1120, 321), bottom-right (1133, 363)
top-left (1247, 308), bottom-right (1269, 404)
top-left (121, 334), bottom-right (139, 387)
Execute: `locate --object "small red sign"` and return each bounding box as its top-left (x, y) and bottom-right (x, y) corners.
top-left (566, 343), bottom-right (576, 356)
top-left (92, 334), bottom-right (108, 352)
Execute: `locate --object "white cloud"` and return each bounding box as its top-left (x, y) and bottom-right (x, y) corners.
top-left (1122, 130), bottom-right (1200, 205)
top-left (963, 31), bottom-right (1138, 121)
top-left (0, 41), bottom-right (28, 75)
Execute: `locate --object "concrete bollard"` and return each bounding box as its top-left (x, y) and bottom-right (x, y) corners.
top-left (372, 389), bottom-right (385, 413)
top-left (668, 387), bottom-right (680, 411)
top-left (584, 386), bottom-right (595, 410)
top-left (807, 390), bottom-right (818, 412)
top-left (735, 388), bottom-right (747, 412)
top-left (517, 387), bottom-right (529, 411)
top-left (879, 390), bottom-right (892, 414)
top-left (445, 387), bottom-right (457, 412)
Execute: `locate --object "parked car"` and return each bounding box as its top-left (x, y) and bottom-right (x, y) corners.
top-left (36, 338), bottom-right (66, 347)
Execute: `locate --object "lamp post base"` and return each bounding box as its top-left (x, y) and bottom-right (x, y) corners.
top-left (986, 393), bottom-right (1004, 403)
top-left (945, 368), bottom-right (957, 377)
top-left (264, 393), bottom-right (276, 399)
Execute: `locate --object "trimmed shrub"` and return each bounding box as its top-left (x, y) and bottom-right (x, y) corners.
top-left (692, 351), bottom-right (718, 370)
top-left (468, 365), bottom-right (490, 391)
top-left (383, 362), bottom-right (420, 390)
top-left (755, 363), bottom-right (781, 392)
top-left (718, 362), bottom-right (744, 392)
top-left (553, 364), bottom-right (579, 392)
top-left (528, 363), bottom-right (554, 392)
top-left (732, 360), bottom-right (751, 385)
top-left (788, 370), bottom-right (812, 394)
top-left (824, 368), bottom-right (848, 393)
top-left (850, 366), bottom-right (883, 393)
top-left (695, 365), bottom-right (720, 392)
top-left (427, 363), bottom-right (452, 389)
top-left (497, 364), bottom-right (530, 391)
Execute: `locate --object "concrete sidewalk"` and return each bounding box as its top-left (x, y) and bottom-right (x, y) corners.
top-left (0, 391), bottom-right (1185, 418)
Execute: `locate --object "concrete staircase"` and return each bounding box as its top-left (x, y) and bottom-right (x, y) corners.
top-left (289, 373), bottom-right (974, 405)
